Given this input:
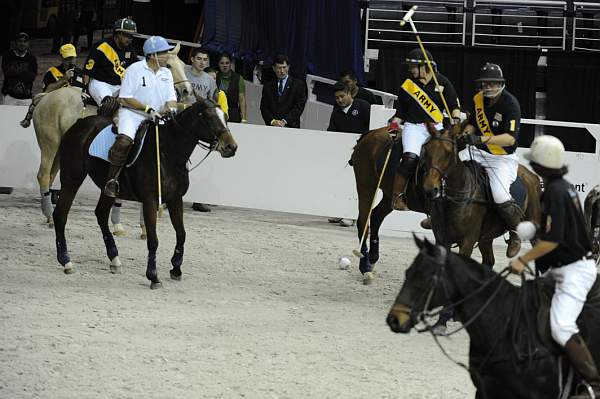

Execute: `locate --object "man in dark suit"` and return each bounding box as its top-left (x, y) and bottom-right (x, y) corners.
top-left (260, 54), bottom-right (307, 128)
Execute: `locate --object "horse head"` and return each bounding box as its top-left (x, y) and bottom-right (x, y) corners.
top-left (189, 98), bottom-right (238, 158)
top-left (421, 119), bottom-right (469, 199)
top-left (166, 42), bottom-right (194, 104)
top-left (387, 234), bottom-right (450, 333)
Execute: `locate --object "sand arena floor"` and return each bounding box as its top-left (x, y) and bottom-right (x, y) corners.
top-left (0, 189), bottom-right (520, 398)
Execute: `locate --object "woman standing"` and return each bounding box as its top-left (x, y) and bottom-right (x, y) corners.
top-left (216, 52), bottom-right (246, 123)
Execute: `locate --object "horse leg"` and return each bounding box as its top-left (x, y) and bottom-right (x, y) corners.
top-left (356, 189), bottom-right (375, 284)
top-left (167, 196), bottom-right (185, 281)
top-left (368, 195), bottom-right (393, 265)
top-left (139, 205), bottom-right (146, 240)
top-left (37, 150), bottom-right (57, 225)
top-left (53, 176), bottom-right (84, 274)
top-left (142, 200), bottom-right (161, 289)
top-left (110, 201), bottom-right (127, 236)
top-left (478, 239), bottom-right (496, 267)
top-left (95, 194), bottom-right (122, 274)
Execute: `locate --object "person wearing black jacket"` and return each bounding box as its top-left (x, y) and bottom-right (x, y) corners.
top-left (511, 135), bottom-right (600, 397)
top-left (1, 32), bottom-right (37, 105)
top-left (339, 69), bottom-right (381, 105)
top-left (260, 54), bottom-right (307, 129)
top-left (327, 81), bottom-right (370, 134)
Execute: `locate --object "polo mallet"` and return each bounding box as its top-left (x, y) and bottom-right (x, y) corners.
top-left (401, 5), bottom-right (454, 121)
top-left (352, 128), bottom-right (396, 259)
top-left (154, 122), bottom-right (164, 217)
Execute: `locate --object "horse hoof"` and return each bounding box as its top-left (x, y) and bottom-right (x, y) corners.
top-left (150, 281), bottom-right (163, 289)
top-left (112, 223), bottom-right (127, 236)
top-left (170, 270), bottom-right (182, 281)
top-left (109, 256), bottom-right (122, 274)
top-left (363, 272), bottom-right (374, 285)
top-left (63, 262), bottom-right (75, 274)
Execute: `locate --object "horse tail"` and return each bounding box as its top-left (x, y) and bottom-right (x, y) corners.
top-left (98, 97), bottom-right (120, 117)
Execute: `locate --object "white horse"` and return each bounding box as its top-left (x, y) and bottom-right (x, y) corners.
top-left (32, 43), bottom-right (193, 237)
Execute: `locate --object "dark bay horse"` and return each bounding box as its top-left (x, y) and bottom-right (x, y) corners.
top-left (387, 236), bottom-right (600, 399)
top-left (351, 126), bottom-right (429, 284)
top-left (53, 99), bottom-right (237, 288)
top-left (421, 122), bottom-right (541, 266)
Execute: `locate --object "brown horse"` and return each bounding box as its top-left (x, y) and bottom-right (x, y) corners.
top-left (351, 126), bottom-right (429, 284)
top-left (420, 122), bottom-right (541, 265)
top-left (32, 43), bottom-right (193, 232)
top-left (53, 99), bottom-right (237, 288)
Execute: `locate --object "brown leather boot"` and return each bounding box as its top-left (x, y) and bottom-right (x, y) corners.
top-left (497, 200), bottom-right (523, 258)
top-left (104, 134), bottom-right (133, 198)
top-left (392, 173), bottom-right (409, 211)
top-left (565, 334), bottom-right (600, 398)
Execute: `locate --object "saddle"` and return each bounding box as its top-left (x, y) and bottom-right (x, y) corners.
top-left (89, 120), bottom-right (151, 167)
top-left (463, 160), bottom-right (527, 208)
top-left (113, 120), bottom-right (152, 166)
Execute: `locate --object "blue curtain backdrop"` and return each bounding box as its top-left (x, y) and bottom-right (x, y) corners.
top-left (202, 0), bottom-right (365, 82)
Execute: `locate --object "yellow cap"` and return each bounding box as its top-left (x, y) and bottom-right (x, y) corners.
top-left (59, 44), bottom-right (77, 58)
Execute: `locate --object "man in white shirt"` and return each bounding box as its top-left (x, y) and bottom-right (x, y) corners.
top-left (104, 36), bottom-right (178, 198)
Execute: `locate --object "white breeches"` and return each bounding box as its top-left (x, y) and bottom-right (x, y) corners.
top-left (88, 79), bottom-right (120, 106)
top-left (402, 122), bottom-right (443, 156)
top-left (547, 259), bottom-right (597, 347)
top-left (118, 108), bottom-right (147, 140)
top-left (459, 146), bottom-right (519, 204)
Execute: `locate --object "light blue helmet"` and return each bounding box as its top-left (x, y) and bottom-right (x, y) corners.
top-left (143, 36), bottom-right (173, 56)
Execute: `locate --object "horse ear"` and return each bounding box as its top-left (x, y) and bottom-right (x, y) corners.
top-left (171, 42), bottom-right (181, 55)
top-left (413, 233), bottom-right (425, 249)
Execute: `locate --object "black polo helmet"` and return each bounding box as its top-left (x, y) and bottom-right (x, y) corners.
top-left (475, 62), bottom-right (505, 83)
top-left (114, 18), bottom-right (137, 35)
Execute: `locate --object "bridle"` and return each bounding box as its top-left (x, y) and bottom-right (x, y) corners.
top-left (185, 102), bottom-right (230, 172)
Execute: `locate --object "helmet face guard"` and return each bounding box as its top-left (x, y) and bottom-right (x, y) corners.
top-left (405, 48), bottom-right (436, 79)
top-left (477, 80), bottom-right (505, 98)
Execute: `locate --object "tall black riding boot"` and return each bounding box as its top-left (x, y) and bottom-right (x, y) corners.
top-left (497, 200), bottom-right (523, 258)
top-left (104, 134), bottom-right (133, 198)
top-left (564, 334), bottom-right (600, 398)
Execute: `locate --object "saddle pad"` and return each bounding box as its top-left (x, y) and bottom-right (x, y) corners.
top-left (88, 124), bottom-right (146, 167)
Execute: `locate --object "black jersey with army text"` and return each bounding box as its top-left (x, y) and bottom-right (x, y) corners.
top-left (535, 177), bottom-right (592, 273)
top-left (394, 72), bottom-right (459, 124)
top-left (42, 64), bottom-right (86, 91)
top-left (84, 38), bottom-right (137, 86)
top-left (468, 89), bottom-right (521, 155)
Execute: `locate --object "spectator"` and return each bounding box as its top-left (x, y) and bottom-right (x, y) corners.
top-left (339, 70), bottom-right (381, 105)
top-left (216, 52), bottom-right (247, 123)
top-left (51, 0), bottom-right (79, 54)
top-left (73, 0), bottom-right (97, 52)
top-left (327, 81), bottom-right (371, 135)
top-left (21, 44), bottom-right (85, 128)
top-left (326, 81), bottom-right (370, 228)
top-left (260, 54), bottom-right (307, 129)
top-left (185, 49), bottom-right (218, 214)
top-left (1, 32), bottom-right (37, 106)
top-left (185, 48), bottom-right (217, 104)
top-left (204, 67), bottom-right (228, 118)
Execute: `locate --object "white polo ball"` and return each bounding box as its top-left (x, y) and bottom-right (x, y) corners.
top-left (339, 257), bottom-right (351, 270)
top-left (516, 221), bottom-right (537, 241)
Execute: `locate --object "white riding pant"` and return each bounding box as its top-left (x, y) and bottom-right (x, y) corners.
top-left (546, 259), bottom-right (597, 347)
top-left (2, 94), bottom-right (31, 106)
top-left (118, 108), bottom-right (147, 140)
top-left (459, 146), bottom-right (519, 204)
top-left (89, 79), bottom-right (120, 106)
top-left (402, 122), bottom-right (443, 156)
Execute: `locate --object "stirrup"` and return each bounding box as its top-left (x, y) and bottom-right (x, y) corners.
top-left (104, 179), bottom-right (120, 198)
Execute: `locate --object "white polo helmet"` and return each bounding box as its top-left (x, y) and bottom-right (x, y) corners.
top-left (524, 135), bottom-right (566, 169)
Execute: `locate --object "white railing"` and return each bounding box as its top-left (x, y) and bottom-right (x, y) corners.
top-left (573, 2), bottom-right (600, 52)
top-left (305, 74), bottom-right (397, 109)
top-left (472, 0), bottom-right (567, 49)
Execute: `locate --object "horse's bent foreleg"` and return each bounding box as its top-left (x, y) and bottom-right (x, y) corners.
top-left (167, 196), bottom-right (185, 281)
top-left (142, 200), bottom-right (161, 289)
top-left (478, 239), bottom-right (495, 267)
top-left (368, 195), bottom-right (393, 265)
top-left (53, 177), bottom-right (84, 274)
top-left (95, 194), bottom-right (121, 274)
